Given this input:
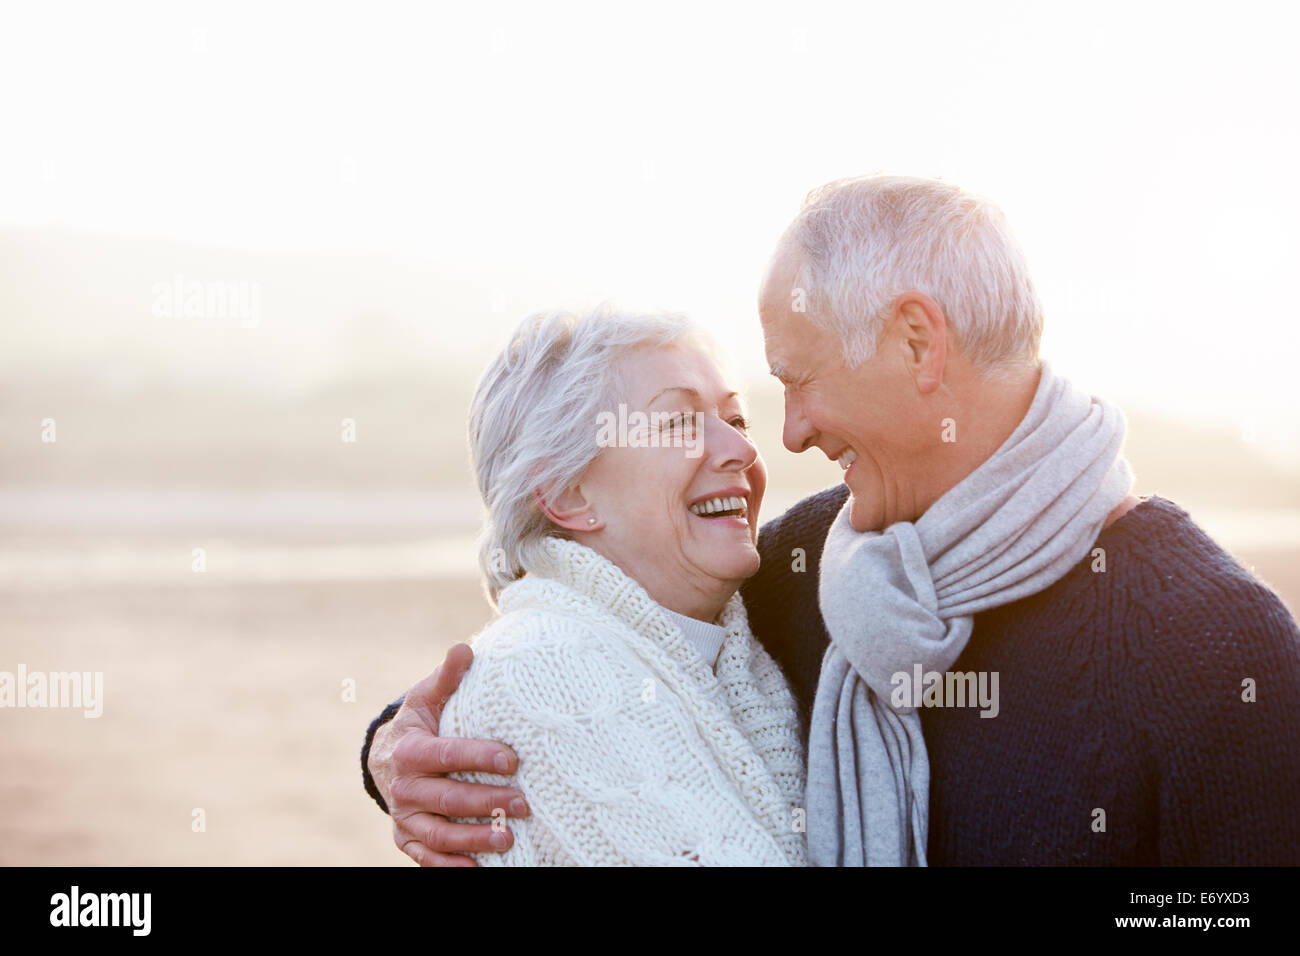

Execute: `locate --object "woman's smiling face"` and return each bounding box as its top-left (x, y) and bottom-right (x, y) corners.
top-left (552, 339), bottom-right (766, 621)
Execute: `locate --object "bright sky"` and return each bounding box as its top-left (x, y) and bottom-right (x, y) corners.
top-left (3, 1), bottom-right (1297, 459)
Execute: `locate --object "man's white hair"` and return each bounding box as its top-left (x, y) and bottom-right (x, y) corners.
top-left (469, 304), bottom-right (702, 604)
top-left (784, 175), bottom-right (1043, 376)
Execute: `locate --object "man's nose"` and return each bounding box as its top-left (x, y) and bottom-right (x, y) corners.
top-left (782, 394), bottom-right (816, 454)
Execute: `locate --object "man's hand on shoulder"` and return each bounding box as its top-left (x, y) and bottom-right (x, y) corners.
top-left (368, 643), bottom-right (531, 866)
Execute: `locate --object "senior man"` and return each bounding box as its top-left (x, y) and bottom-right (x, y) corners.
top-left (362, 176), bottom-right (1300, 866)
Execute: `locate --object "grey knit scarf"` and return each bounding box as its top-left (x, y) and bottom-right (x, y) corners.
top-left (805, 362), bottom-right (1134, 866)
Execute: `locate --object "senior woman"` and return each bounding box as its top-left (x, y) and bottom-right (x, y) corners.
top-left (435, 305), bottom-right (807, 865)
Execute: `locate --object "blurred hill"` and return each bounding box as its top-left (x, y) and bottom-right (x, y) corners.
top-left (2, 226), bottom-right (1297, 518)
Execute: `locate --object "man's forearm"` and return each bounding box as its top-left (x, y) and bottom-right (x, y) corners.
top-left (360, 695), bottom-right (406, 814)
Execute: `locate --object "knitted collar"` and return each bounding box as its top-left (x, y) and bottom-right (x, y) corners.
top-left (513, 535), bottom-right (747, 661)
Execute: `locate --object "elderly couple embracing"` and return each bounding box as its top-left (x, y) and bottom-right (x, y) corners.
top-left (361, 175), bottom-right (1300, 866)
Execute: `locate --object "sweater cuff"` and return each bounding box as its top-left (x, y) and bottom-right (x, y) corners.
top-left (361, 696), bottom-right (406, 815)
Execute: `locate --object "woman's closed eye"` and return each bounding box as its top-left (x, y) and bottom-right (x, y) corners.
top-left (657, 411), bottom-right (749, 436)
top-left (661, 412), bottom-right (698, 434)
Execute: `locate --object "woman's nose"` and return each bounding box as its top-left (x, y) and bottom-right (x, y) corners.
top-left (704, 416), bottom-right (757, 471)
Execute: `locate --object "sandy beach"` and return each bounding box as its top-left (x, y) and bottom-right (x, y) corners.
top-left (2, 521), bottom-right (1296, 866)
top-left (1, 569), bottom-right (493, 866)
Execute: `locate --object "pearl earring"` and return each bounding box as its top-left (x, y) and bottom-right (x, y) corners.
top-left (587, 517), bottom-right (597, 526)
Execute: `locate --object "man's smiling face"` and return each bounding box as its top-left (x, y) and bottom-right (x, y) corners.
top-left (758, 241), bottom-right (932, 532)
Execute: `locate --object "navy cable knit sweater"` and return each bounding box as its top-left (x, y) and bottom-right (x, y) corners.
top-left (363, 486), bottom-right (1300, 865)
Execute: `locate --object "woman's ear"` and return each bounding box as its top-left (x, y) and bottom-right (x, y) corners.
top-left (532, 484), bottom-right (602, 532)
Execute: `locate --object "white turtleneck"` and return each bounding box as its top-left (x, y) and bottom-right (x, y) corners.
top-left (662, 607), bottom-right (727, 670)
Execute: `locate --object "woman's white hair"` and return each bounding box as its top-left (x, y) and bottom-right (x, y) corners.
top-left (470, 304), bottom-right (704, 604)
top-left (784, 175), bottom-right (1043, 377)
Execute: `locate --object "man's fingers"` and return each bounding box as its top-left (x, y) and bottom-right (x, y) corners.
top-left (393, 732), bottom-right (520, 778)
top-left (399, 839), bottom-right (479, 868)
top-left (394, 813), bottom-right (515, 855)
top-left (404, 643), bottom-right (475, 724)
top-left (389, 774), bottom-right (529, 819)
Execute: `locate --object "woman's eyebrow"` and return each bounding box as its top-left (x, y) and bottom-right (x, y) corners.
top-left (646, 386), bottom-right (739, 405)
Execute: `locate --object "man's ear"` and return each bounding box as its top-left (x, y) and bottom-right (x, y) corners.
top-left (891, 291), bottom-right (947, 394)
top-left (532, 484), bottom-right (601, 532)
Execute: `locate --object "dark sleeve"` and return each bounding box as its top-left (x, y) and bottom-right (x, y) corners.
top-left (1142, 567), bottom-right (1300, 864)
top-left (360, 696), bottom-right (406, 815)
top-left (741, 484), bottom-right (847, 733)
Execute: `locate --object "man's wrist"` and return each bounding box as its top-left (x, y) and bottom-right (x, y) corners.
top-left (360, 696), bottom-right (406, 814)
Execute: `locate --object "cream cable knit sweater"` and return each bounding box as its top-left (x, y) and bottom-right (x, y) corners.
top-left (439, 536), bottom-right (808, 866)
